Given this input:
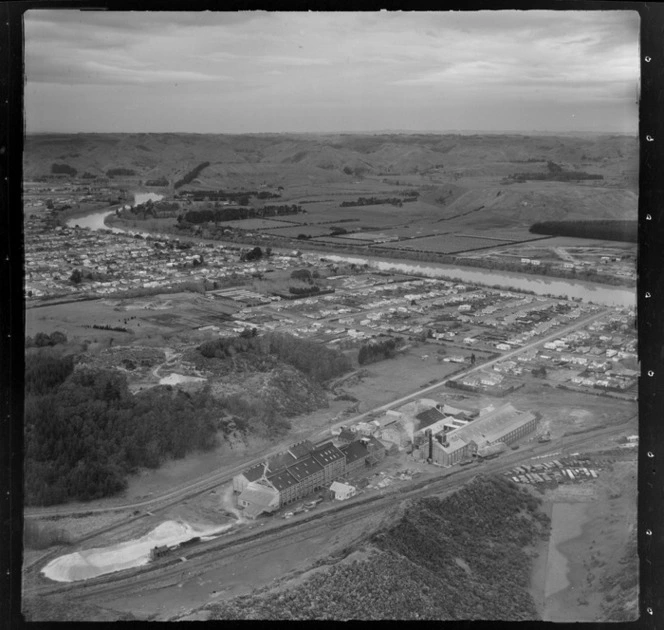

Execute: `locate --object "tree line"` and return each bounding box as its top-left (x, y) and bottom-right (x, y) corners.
top-left (529, 220), bottom-right (637, 243)
top-left (179, 204), bottom-right (303, 225)
top-left (198, 331), bottom-right (351, 383)
top-left (106, 168), bottom-right (136, 177)
top-left (178, 189), bottom-right (280, 202)
top-left (25, 331), bottom-right (68, 348)
top-left (358, 336), bottom-right (401, 365)
top-left (24, 350), bottom-right (220, 506)
top-left (340, 196), bottom-right (409, 208)
top-left (174, 161), bottom-right (211, 189)
top-left (51, 163), bottom-right (77, 177)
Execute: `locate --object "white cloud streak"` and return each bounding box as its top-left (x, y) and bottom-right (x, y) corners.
top-left (24, 10), bottom-right (639, 133)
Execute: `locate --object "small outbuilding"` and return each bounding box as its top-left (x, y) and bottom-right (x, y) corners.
top-left (329, 481), bottom-right (357, 501)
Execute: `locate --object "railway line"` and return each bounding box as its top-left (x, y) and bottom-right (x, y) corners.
top-left (26, 420), bottom-right (633, 605)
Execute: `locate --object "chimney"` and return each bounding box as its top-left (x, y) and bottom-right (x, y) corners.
top-left (425, 429), bottom-right (433, 461)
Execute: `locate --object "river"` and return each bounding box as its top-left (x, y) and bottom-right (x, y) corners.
top-left (66, 192), bottom-right (164, 234)
top-left (320, 254), bottom-right (635, 308)
top-left (65, 197), bottom-right (634, 308)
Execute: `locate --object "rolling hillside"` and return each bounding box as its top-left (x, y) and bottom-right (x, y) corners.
top-left (24, 132), bottom-right (638, 230)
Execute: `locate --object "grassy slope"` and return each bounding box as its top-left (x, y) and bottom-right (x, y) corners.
top-left (24, 132), bottom-right (638, 239)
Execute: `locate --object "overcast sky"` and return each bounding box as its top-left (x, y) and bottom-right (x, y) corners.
top-left (24, 10), bottom-right (639, 134)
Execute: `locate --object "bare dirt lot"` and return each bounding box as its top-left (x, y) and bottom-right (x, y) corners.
top-left (528, 450), bottom-right (637, 622)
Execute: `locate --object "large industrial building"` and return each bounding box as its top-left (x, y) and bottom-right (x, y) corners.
top-left (233, 436), bottom-right (386, 518)
top-left (423, 403), bottom-right (539, 467)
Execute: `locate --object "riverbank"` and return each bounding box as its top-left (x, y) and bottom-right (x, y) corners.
top-left (89, 211), bottom-right (636, 308)
top-left (527, 451), bottom-right (637, 622)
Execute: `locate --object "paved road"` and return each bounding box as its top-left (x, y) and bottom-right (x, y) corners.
top-left (25, 306), bottom-right (612, 520)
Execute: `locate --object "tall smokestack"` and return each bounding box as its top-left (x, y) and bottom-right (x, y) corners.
top-left (426, 429), bottom-right (433, 460)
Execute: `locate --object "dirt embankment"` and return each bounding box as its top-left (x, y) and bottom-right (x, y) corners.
top-left (199, 475), bottom-right (550, 621)
top-left (528, 452), bottom-right (637, 622)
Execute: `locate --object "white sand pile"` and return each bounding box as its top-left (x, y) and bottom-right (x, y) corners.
top-left (159, 373), bottom-right (206, 386)
top-left (41, 520), bottom-right (214, 583)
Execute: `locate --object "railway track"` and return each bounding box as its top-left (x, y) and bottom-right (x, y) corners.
top-left (26, 420), bottom-right (633, 603)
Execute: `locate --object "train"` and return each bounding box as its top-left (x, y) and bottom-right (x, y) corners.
top-left (150, 536), bottom-right (201, 561)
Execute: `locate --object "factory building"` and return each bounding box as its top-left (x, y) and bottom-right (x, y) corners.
top-left (232, 439), bottom-right (316, 495)
top-left (428, 403), bottom-right (539, 467)
top-left (233, 440), bottom-right (347, 516)
top-left (237, 481), bottom-right (280, 519)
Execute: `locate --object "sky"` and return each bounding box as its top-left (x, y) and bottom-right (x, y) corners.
top-left (24, 10), bottom-right (640, 134)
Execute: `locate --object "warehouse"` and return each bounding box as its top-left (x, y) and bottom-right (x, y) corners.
top-left (232, 439), bottom-right (316, 494)
top-left (237, 481), bottom-right (280, 519)
top-left (340, 440), bottom-right (370, 475)
top-left (233, 441), bottom-right (346, 515)
top-left (429, 403), bottom-right (539, 467)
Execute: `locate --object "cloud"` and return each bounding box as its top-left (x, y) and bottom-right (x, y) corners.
top-left (23, 10), bottom-right (639, 133)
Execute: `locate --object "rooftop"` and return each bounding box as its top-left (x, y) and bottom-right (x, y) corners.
top-left (286, 455), bottom-right (324, 481)
top-left (330, 481), bottom-right (355, 493)
top-left (312, 442), bottom-right (345, 466)
top-left (267, 469), bottom-right (299, 492)
top-left (288, 439), bottom-right (316, 460)
top-left (340, 440), bottom-right (369, 465)
top-left (445, 403), bottom-right (537, 449)
top-left (238, 482), bottom-right (280, 508)
top-left (415, 406), bottom-right (446, 428)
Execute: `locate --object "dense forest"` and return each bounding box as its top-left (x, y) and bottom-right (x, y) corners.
top-left (25, 334), bottom-right (340, 506)
top-left (179, 204), bottom-right (303, 225)
top-left (206, 475), bottom-right (549, 620)
top-left (509, 160), bottom-right (603, 182)
top-left (51, 163), bottom-right (77, 177)
top-left (509, 171), bottom-right (603, 182)
top-left (358, 336), bottom-right (401, 365)
top-left (24, 350), bottom-right (220, 506)
top-left (340, 196), bottom-right (407, 208)
top-left (25, 331), bottom-right (68, 348)
top-left (106, 168), bottom-right (136, 177)
top-left (198, 331), bottom-right (351, 383)
top-left (529, 220), bottom-right (637, 243)
top-left (174, 161), bottom-right (210, 189)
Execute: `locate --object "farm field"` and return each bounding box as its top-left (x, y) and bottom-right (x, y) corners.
top-left (378, 234), bottom-right (515, 254)
top-left (218, 218), bottom-right (297, 230)
top-left (263, 223), bottom-right (349, 238)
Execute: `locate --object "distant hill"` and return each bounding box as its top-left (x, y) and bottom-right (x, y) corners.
top-left (24, 132), bottom-right (638, 229)
top-left (202, 475), bottom-right (550, 621)
top-left (24, 132), bottom-right (638, 185)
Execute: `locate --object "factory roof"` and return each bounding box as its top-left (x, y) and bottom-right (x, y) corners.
top-left (286, 455), bottom-right (324, 481)
top-left (442, 404), bottom-right (477, 418)
top-left (267, 469), bottom-right (299, 492)
top-left (340, 440), bottom-right (369, 465)
top-left (240, 463), bottom-right (268, 483)
top-left (288, 440), bottom-right (315, 460)
top-left (337, 428), bottom-right (358, 443)
top-left (415, 406), bottom-right (446, 428)
top-left (267, 451), bottom-right (298, 473)
top-left (312, 442), bottom-right (345, 466)
top-left (446, 403), bottom-right (537, 449)
top-left (238, 482), bottom-right (279, 508)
